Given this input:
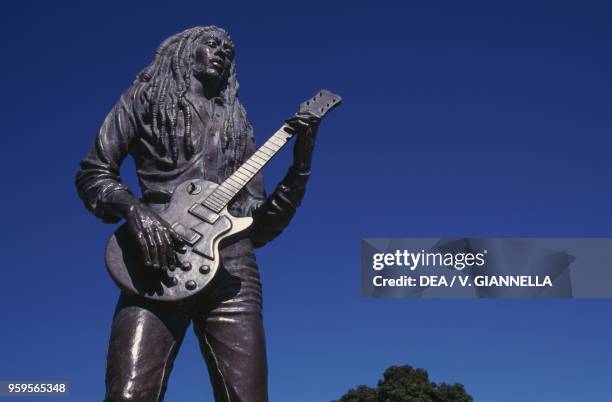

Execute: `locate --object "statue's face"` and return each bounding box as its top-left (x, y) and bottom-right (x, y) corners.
top-left (192, 33), bottom-right (234, 89)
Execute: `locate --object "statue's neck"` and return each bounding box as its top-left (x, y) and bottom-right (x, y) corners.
top-left (189, 77), bottom-right (224, 100)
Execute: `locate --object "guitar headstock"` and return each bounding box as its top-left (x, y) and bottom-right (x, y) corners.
top-left (299, 89), bottom-right (342, 119)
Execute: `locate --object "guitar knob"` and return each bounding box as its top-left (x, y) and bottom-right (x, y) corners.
top-left (169, 277), bottom-right (178, 286)
top-left (187, 182), bottom-right (201, 195)
top-left (199, 265), bottom-right (210, 274)
top-left (181, 262), bottom-right (192, 271)
top-left (185, 280), bottom-right (197, 290)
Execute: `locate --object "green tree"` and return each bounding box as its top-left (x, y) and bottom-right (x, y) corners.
top-left (334, 365), bottom-right (473, 402)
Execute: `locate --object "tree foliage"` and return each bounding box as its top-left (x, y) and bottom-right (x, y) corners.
top-left (334, 365), bottom-right (472, 402)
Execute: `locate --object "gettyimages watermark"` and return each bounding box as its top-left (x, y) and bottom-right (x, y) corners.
top-left (362, 238), bottom-right (612, 298)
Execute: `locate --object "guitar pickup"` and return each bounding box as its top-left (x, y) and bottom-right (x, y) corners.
top-left (188, 203), bottom-right (219, 224)
top-left (171, 223), bottom-right (202, 246)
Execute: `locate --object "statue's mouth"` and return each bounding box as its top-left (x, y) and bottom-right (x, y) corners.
top-left (210, 59), bottom-right (224, 71)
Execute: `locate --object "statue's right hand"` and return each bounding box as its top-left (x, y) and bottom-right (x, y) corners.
top-left (124, 201), bottom-right (186, 270)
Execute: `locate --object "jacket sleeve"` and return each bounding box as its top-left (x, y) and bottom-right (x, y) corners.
top-left (75, 91), bottom-right (137, 223)
top-left (241, 130), bottom-right (311, 248)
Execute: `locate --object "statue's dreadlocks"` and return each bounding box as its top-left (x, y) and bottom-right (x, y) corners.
top-left (134, 26), bottom-right (250, 168)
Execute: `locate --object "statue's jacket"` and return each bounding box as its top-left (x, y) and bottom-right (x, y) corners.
top-left (76, 85), bottom-right (309, 308)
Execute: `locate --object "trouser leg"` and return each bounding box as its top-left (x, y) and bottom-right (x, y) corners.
top-left (104, 293), bottom-right (191, 402)
top-left (192, 239), bottom-right (269, 402)
top-left (193, 311), bottom-right (268, 402)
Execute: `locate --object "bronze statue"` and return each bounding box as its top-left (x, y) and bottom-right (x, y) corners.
top-left (75, 26), bottom-right (340, 402)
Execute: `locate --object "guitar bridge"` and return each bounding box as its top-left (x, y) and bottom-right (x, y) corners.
top-left (171, 223), bottom-right (202, 246)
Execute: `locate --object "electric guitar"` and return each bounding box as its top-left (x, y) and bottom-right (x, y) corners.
top-left (105, 89), bottom-right (342, 302)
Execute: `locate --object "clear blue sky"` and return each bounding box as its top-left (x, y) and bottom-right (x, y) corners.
top-left (2, 0), bottom-right (611, 401)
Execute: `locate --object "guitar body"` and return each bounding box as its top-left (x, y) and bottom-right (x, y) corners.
top-left (104, 89), bottom-right (342, 303)
top-left (105, 179), bottom-right (253, 302)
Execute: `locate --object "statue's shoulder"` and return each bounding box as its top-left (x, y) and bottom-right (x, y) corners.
top-left (122, 83), bottom-right (148, 109)
top-left (112, 83), bottom-right (149, 125)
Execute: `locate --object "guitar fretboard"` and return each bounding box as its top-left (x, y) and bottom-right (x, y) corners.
top-left (202, 125), bottom-right (293, 213)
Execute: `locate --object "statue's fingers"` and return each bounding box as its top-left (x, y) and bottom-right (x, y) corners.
top-left (168, 226), bottom-right (187, 250)
top-left (145, 228), bottom-right (160, 269)
top-left (161, 229), bottom-right (179, 270)
top-left (153, 227), bottom-right (169, 270)
top-left (286, 114), bottom-right (309, 125)
top-left (137, 232), bottom-right (152, 267)
top-left (307, 115), bottom-right (321, 125)
top-left (171, 249), bottom-right (183, 270)
top-left (284, 117), bottom-right (298, 129)
top-left (286, 118), bottom-right (309, 131)
top-left (166, 231), bottom-right (186, 267)
top-left (299, 113), bottom-right (321, 126)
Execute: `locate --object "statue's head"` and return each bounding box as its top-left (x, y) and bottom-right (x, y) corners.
top-left (191, 28), bottom-right (235, 92)
top-left (138, 26), bottom-right (236, 96)
top-left (135, 26), bottom-right (249, 165)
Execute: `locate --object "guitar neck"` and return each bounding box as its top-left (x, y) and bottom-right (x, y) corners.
top-left (202, 125), bottom-right (294, 213)
top-left (200, 89), bottom-right (342, 213)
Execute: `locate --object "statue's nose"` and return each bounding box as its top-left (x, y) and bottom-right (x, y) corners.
top-left (215, 45), bottom-right (228, 59)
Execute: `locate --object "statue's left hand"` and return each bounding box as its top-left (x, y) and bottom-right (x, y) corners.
top-left (285, 112), bottom-right (321, 171)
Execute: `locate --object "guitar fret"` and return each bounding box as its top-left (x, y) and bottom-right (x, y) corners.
top-left (203, 198), bottom-right (217, 208)
top-left (268, 137), bottom-right (285, 148)
top-left (274, 132), bottom-right (289, 141)
top-left (229, 173), bottom-right (246, 183)
top-left (205, 196), bottom-right (222, 206)
top-left (258, 149), bottom-right (273, 159)
top-left (265, 143), bottom-right (280, 151)
top-left (223, 181), bottom-right (240, 192)
top-left (209, 193), bottom-right (227, 206)
top-left (216, 186), bottom-right (233, 198)
top-left (209, 194), bottom-right (228, 208)
top-left (236, 166), bottom-right (253, 178)
top-left (253, 154), bottom-right (269, 164)
top-left (228, 177), bottom-right (244, 189)
top-left (242, 164), bottom-right (256, 174)
top-left (259, 147), bottom-right (274, 157)
top-left (267, 139), bottom-right (282, 148)
top-left (203, 204), bottom-right (217, 213)
top-left (222, 178), bottom-right (240, 189)
top-left (205, 198), bottom-right (223, 211)
top-left (245, 162), bottom-right (260, 173)
top-left (235, 172), bottom-right (252, 183)
top-left (208, 191), bottom-right (225, 203)
top-left (251, 154), bottom-right (267, 164)
top-left (260, 149), bottom-right (273, 157)
top-left (235, 169), bottom-right (251, 180)
top-left (247, 159), bottom-right (262, 168)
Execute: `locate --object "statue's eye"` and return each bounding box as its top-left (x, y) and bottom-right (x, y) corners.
top-left (205, 40), bottom-right (217, 47)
